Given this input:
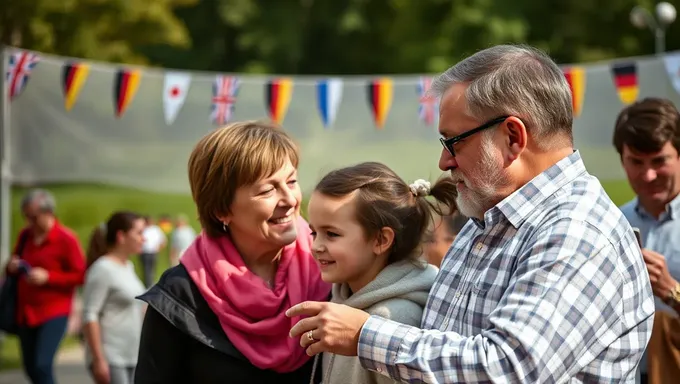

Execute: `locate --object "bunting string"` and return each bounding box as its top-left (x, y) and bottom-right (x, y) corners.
top-left (5, 46), bottom-right (680, 129)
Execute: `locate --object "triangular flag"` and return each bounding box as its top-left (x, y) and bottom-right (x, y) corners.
top-left (265, 78), bottom-right (293, 124)
top-left (211, 75), bottom-right (240, 125)
top-left (417, 77), bottom-right (438, 126)
top-left (562, 66), bottom-right (586, 118)
top-left (663, 52), bottom-right (680, 96)
top-left (113, 69), bottom-right (141, 118)
top-left (62, 62), bottom-right (90, 111)
top-left (367, 78), bottom-right (393, 129)
top-left (6, 51), bottom-right (40, 101)
top-left (316, 78), bottom-right (343, 129)
top-left (163, 72), bottom-right (191, 125)
top-left (610, 62), bottom-right (638, 105)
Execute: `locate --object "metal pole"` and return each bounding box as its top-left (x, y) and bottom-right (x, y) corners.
top-left (655, 27), bottom-right (666, 55)
top-left (0, 45), bottom-right (11, 269)
top-left (0, 45), bottom-right (10, 363)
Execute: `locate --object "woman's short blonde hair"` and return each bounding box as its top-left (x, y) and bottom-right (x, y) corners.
top-left (188, 120), bottom-right (299, 237)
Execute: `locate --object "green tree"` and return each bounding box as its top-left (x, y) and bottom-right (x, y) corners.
top-left (4, 0), bottom-right (680, 72)
top-left (0, 0), bottom-right (197, 64)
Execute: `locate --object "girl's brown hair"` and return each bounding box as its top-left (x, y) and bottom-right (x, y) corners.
top-left (86, 211), bottom-right (141, 268)
top-left (314, 162), bottom-right (457, 264)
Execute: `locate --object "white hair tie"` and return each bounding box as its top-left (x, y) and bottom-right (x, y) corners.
top-left (409, 179), bottom-right (431, 197)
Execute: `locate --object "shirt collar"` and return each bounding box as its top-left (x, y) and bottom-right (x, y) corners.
top-left (44, 219), bottom-right (62, 242)
top-left (471, 150), bottom-right (585, 230)
top-left (634, 192), bottom-right (680, 221)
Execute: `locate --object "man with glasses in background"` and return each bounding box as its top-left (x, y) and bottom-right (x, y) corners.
top-left (287, 44), bottom-right (655, 383)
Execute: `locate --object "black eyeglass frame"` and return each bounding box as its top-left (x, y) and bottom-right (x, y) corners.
top-left (439, 115), bottom-right (510, 157)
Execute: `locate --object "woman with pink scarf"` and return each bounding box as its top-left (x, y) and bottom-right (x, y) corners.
top-left (134, 121), bottom-right (331, 383)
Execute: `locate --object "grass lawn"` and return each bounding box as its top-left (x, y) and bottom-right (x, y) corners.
top-left (0, 179), bottom-right (635, 371)
top-left (0, 335), bottom-right (80, 371)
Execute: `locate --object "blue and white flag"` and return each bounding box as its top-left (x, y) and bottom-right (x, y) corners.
top-left (316, 78), bottom-right (343, 129)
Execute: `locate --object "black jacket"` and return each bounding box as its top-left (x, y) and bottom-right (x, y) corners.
top-left (134, 264), bottom-right (320, 384)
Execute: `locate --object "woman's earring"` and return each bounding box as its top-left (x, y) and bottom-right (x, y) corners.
top-left (223, 223), bottom-right (228, 232)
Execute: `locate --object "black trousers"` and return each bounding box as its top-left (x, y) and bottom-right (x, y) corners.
top-left (140, 252), bottom-right (157, 288)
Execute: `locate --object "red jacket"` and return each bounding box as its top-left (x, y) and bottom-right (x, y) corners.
top-left (9, 221), bottom-right (86, 327)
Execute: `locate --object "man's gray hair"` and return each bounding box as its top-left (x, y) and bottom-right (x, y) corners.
top-left (431, 44), bottom-right (573, 146)
top-left (20, 188), bottom-right (57, 213)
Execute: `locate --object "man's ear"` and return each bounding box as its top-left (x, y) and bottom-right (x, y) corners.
top-left (372, 227), bottom-right (395, 256)
top-left (501, 116), bottom-right (527, 163)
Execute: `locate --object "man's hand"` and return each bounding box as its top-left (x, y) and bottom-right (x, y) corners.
top-left (642, 248), bottom-right (678, 299)
top-left (287, 301), bottom-right (371, 357)
top-left (26, 267), bottom-right (49, 286)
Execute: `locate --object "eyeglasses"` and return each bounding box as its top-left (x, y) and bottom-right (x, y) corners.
top-left (439, 116), bottom-right (509, 157)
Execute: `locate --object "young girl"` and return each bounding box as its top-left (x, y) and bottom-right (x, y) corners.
top-left (82, 211), bottom-right (147, 384)
top-left (307, 161), bottom-right (457, 384)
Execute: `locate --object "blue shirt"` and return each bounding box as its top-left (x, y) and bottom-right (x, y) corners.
top-left (619, 194), bottom-right (680, 314)
top-left (357, 151), bottom-right (655, 383)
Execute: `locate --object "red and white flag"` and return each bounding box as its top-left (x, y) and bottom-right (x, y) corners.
top-left (163, 72), bottom-right (191, 125)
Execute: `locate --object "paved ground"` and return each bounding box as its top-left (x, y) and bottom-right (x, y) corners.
top-left (0, 343), bottom-right (90, 384)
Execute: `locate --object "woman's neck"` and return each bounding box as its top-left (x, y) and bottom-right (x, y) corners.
top-left (106, 248), bottom-right (129, 265)
top-left (230, 234), bottom-right (282, 288)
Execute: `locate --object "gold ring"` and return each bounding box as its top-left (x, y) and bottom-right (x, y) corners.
top-left (307, 330), bottom-right (315, 342)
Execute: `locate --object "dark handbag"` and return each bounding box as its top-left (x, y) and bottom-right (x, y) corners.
top-left (0, 231), bottom-right (30, 335)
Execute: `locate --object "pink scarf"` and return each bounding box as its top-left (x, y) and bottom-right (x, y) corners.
top-left (180, 216), bottom-right (331, 373)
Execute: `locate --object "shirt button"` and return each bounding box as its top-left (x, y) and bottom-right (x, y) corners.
top-left (476, 242), bottom-right (483, 250)
top-left (455, 291), bottom-right (461, 298)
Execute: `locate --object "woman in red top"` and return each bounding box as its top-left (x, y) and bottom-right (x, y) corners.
top-left (6, 189), bottom-right (86, 384)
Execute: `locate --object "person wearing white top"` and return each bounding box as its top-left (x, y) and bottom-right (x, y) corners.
top-left (140, 216), bottom-right (166, 287)
top-left (169, 214), bottom-right (196, 266)
top-left (83, 211), bottom-right (147, 384)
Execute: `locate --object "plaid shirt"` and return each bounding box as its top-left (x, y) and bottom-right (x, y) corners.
top-left (358, 151), bottom-right (655, 383)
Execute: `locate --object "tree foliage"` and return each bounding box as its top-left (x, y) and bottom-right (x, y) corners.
top-left (0, 0), bottom-right (196, 64)
top-left (2, 0), bottom-right (679, 72)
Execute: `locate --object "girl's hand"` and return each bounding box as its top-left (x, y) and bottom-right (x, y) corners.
top-left (92, 358), bottom-right (110, 384)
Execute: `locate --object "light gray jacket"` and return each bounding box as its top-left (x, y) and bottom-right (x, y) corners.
top-left (317, 260), bottom-right (437, 384)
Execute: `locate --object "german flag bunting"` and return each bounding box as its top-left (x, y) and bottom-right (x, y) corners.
top-left (562, 66), bottom-right (585, 118)
top-left (113, 69), bottom-right (142, 118)
top-left (62, 62), bottom-right (90, 111)
top-left (611, 62), bottom-right (639, 105)
top-left (367, 78), bottom-right (393, 129)
top-left (265, 78), bottom-right (293, 124)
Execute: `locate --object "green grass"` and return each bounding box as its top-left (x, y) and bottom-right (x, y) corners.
top-left (0, 179), bottom-right (635, 371)
top-left (0, 335), bottom-right (22, 371)
top-left (0, 335), bottom-right (80, 371)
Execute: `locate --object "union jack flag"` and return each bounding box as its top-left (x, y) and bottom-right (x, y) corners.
top-left (417, 76), bottom-right (437, 126)
top-left (211, 75), bottom-right (240, 125)
top-left (5, 51), bottom-right (40, 101)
